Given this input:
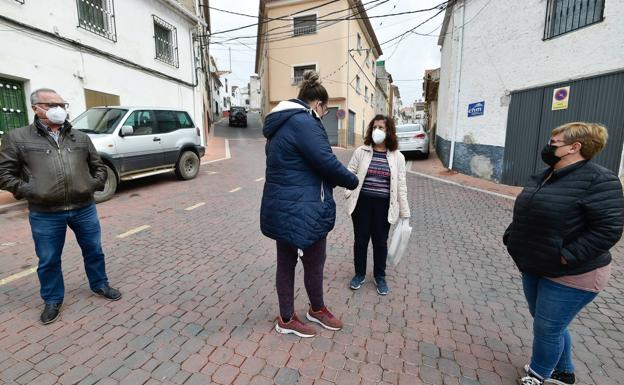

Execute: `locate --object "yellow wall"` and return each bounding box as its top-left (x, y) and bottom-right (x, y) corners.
top-left (259, 0), bottom-right (380, 147)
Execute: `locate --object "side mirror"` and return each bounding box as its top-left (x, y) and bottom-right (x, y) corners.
top-left (120, 125), bottom-right (134, 137)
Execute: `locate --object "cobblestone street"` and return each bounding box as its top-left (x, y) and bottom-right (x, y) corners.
top-left (1, 119), bottom-right (623, 385)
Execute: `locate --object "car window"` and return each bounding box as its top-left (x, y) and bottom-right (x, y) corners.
top-left (72, 108), bottom-right (128, 134)
top-left (397, 125), bottom-right (423, 133)
top-left (154, 110), bottom-right (180, 134)
top-left (123, 110), bottom-right (155, 136)
top-left (176, 112), bottom-right (194, 128)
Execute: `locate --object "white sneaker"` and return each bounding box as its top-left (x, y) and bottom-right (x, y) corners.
top-left (518, 375), bottom-right (543, 385)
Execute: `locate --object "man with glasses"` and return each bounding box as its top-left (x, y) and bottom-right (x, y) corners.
top-left (0, 88), bottom-right (121, 325)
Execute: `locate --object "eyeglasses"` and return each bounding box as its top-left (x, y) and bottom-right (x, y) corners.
top-left (35, 103), bottom-right (69, 110)
top-left (316, 103), bottom-right (329, 117)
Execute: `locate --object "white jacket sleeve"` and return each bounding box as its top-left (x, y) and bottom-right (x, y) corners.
top-left (397, 154), bottom-right (411, 218)
top-left (344, 148), bottom-right (361, 199)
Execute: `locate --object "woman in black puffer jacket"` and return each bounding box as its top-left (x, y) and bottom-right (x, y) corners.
top-left (504, 122), bottom-right (624, 385)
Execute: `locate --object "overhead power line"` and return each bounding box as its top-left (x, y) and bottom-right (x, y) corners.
top-left (209, 0), bottom-right (340, 36)
top-left (210, 0), bottom-right (387, 44)
top-left (381, 5), bottom-right (447, 46)
top-left (210, 1), bottom-right (447, 23)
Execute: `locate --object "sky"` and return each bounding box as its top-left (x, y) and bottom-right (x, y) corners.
top-left (208, 0), bottom-right (446, 106)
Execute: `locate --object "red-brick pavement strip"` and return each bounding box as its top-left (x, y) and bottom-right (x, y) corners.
top-left (0, 139), bottom-right (623, 384)
top-left (408, 151), bottom-right (522, 199)
top-left (0, 134), bottom-right (227, 208)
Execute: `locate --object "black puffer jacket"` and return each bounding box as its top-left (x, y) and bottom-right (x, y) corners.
top-left (504, 161), bottom-right (624, 277)
top-left (0, 120), bottom-right (107, 212)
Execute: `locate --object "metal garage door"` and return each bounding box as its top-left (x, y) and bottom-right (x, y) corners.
top-left (324, 107), bottom-right (338, 146)
top-left (348, 110), bottom-right (355, 147)
top-left (502, 70), bottom-right (624, 186)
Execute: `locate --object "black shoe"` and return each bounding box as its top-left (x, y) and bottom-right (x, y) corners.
top-left (40, 303), bottom-right (62, 325)
top-left (94, 285), bottom-right (122, 301)
top-left (545, 370), bottom-right (576, 385)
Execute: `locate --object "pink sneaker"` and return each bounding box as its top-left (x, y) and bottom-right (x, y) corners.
top-left (306, 306), bottom-right (343, 331)
top-left (275, 313), bottom-right (316, 338)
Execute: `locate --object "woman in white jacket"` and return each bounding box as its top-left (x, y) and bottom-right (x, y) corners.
top-left (345, 115), bottom-right (410, 295)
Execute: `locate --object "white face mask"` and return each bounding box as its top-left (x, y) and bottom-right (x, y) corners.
top-left (372, 128), bottom-right (386, 145)
top-left (45, 106), bottom-right (68, 124)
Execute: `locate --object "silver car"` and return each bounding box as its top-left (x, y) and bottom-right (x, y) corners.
top-left (397, 123), bottom-right (429, 159)
top-left (72, 107), bottom-right (205, 202)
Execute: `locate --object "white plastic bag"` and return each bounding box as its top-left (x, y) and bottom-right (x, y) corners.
top-left (387, 218), bottom-right (412, 267)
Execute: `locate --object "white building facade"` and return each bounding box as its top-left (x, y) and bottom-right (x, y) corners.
top-left (249, 74), bottom-right (261, 112)
top-left (0, 0), bottom-right (209, 144)
top-left (437, 0), bottom-right (624, 184)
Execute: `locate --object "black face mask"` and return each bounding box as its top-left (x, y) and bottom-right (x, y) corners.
top-left (541, 144), bottom-right (563, 167)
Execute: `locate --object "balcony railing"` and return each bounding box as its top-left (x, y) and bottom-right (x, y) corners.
top-left (293, 25), bottom-right (316, 36)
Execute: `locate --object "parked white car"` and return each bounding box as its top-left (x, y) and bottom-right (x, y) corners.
top-left (397, 123), bottom-right (429, 159)
top-left (72, 107), bottom-right (205, 202)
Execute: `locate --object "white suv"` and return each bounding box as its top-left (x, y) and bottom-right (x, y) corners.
top-left (72, 107), bottom-right (205, 202)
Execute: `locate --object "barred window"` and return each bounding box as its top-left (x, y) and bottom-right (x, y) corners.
top-left (153, 16), bottom-right (179, 67)
top-left (293, 15), bottom-right (317, 36)
top-left (76, 0), bottom-right (116, 41)
top-left (544, 0), bottom-right (605, 39)
top-left (292, 64), bottom-right (316, 85)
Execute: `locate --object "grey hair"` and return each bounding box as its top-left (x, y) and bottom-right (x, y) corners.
top-left (30, 88), bottom-right (58, 105)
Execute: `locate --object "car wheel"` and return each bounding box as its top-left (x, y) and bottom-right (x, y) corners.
top-left (419, 151), bottom-right (429, 160)
top-left (175, 151), bottom-right (200, 180)
top-left (94, 165), bottom-right (117, 203)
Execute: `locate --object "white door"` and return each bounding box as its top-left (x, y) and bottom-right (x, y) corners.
top-left (154, 110), bottom-right (198, 166)
top-left (113, 110), bottom-right (164, 174)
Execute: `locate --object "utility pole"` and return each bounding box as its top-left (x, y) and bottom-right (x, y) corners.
top-left (345, 6), bottom-right (350, 147)
top-left (449, 1), bottom-right (465, 171)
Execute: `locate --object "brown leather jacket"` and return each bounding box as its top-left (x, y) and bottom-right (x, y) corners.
top-left (0, 120), bottom-right (107, 212)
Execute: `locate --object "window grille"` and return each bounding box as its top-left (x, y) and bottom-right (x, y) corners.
top-left (153, 15), bottom-right (179, 67)
top-left (76, 0), bottom-right (116, 41)
top-left (544, 0), bottom-right (604, 39)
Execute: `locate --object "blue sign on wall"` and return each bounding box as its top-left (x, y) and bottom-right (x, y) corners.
top-left (468, 101), bottom-right (485, 117)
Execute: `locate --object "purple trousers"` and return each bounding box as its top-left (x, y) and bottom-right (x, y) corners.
top-left (275, 238), bottom-right (327, 320)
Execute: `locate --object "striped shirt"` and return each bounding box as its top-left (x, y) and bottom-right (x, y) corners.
top-left (361, 150), bottom-right (391, 199)
top-left (35, 119), bottom-right (63, 144)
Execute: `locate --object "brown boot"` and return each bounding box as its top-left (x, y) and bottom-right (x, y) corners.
top-left (306, 306), bottom-right (343, 331)
top-left (275, 313), bottom-right (316, 338)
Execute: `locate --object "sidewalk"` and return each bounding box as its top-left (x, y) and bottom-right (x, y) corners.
top-left (409, 151), bottom-right (523, 198)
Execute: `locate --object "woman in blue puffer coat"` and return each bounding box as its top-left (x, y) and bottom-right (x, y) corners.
top-left (261, 70), bottom-right (359, 338)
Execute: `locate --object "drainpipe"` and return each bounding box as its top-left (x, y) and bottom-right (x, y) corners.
top-left (448, 0), bottom-right (465, 171)
top-left (345, 6), bottom-right (350, 147)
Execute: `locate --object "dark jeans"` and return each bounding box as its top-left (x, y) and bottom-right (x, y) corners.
top-left (352, 195), bottom-right (391, 278)
top-left (275, 238), bottom-right (326, 320)
top-left (522, 273), bottom-right (598, 378)
top-left (29, 204), bottom-right (109, 304)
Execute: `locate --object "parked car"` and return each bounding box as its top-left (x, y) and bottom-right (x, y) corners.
top-left (72, 107), bottom-right (205, 203)
top-left (229, 106), bottom-right (247, 127)
top-left (397, 123), bottom-right (429, 159)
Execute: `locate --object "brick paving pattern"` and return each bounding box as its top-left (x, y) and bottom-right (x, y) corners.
top-left (1, 126), bottom-right (623, 384)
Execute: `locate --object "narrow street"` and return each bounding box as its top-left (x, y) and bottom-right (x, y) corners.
top-left (0, 115), bottom-right (623, 385)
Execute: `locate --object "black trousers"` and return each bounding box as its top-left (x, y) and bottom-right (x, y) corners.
top-left (351, 195), bottom-right (391, 278)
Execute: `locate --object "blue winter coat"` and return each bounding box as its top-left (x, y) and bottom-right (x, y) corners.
top-left (260, 99), bottom-right (359, 249)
